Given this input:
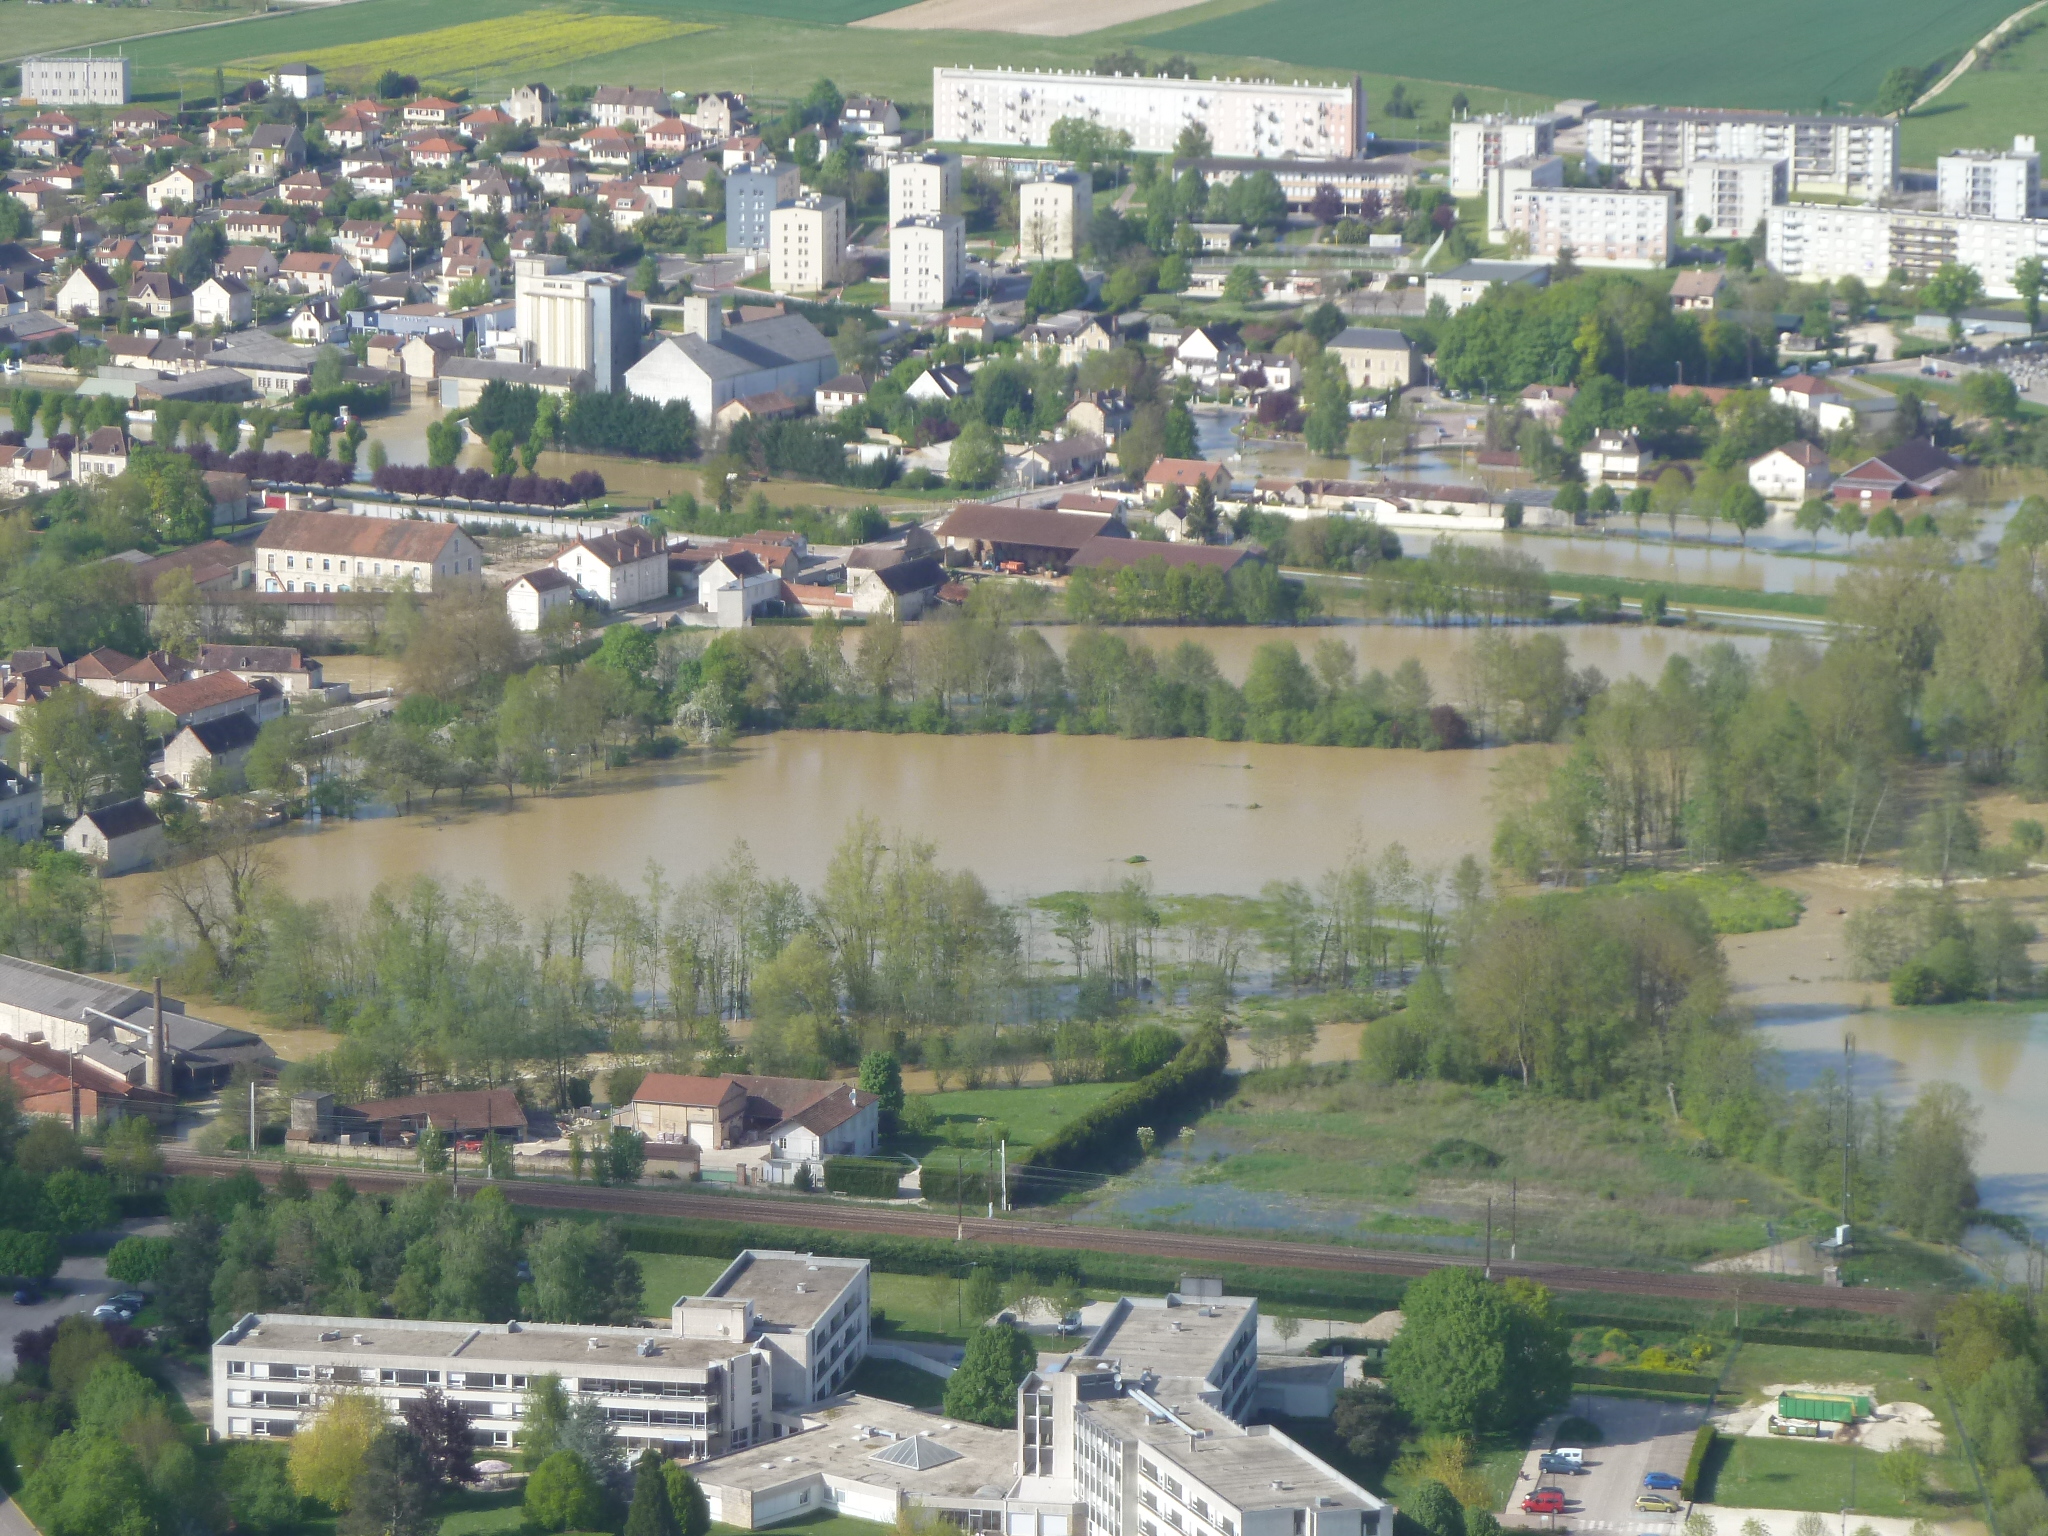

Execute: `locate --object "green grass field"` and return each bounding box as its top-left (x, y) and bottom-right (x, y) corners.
top-left (1695, 1436), bottom-right (1922, 1517)
top-left (1902, 19), bottom-right (2048, 164)
top-left (0, 0), bottom-right (270, 63)
top-left (1717, 1343), bottom-right (1940, 1414)
top-left (1142, 0), bottom-right (2016, 112)
top-left (918, 1083), bottom-right (1126, 1149)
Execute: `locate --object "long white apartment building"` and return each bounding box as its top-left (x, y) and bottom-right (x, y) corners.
top-left (1587, 107), bottom-right (1894, 198)
top-left (1487, 154), bottom-right (1562, 240)
top-left (1507, 185), bottom-right (1674, 268)
top-left (891, 214), bottom-right (966, 312)
top-left (1450, 115), bottom-right (1554, 198)
top-left (696, 1278), bottom-right (1385, 1536)
top-left (1766, 201), bottom-right (2048, 296)
top-left (1938, 136), bottom-right (2040, 221)
top-left (770, 195), bottom-right (847, 295)
top-left (1020, 171), bottom-right (1092, 262)
top-left (212, 1251), bottom-right (870, 1458)
top-left (889, 153), bottom-right (963, 225)
top-left (933, 67), bottom-right (1363, 160)
top-left (22, 53), bottom-right (130, 106)
top-left (1682, 158), bottom-right (1786, 239)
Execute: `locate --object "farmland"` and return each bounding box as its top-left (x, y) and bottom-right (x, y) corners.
top-left (0, 0), bottom-right (273, 63)
top-left (1141, 0), bottom-right (2021, 112)
top-left (1900, 17), bottom-right (2048, 162)
top-left (240, 9), bottom-right (707, 94)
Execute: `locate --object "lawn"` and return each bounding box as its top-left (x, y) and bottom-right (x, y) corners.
top-left (1695, 1436), bottom-right (1919, 1517)
top-left (915, 1083), bottom-right (1126, 1150)
top-left (714, 1514), bottom-right (889, 1536)
top-left (1142, 0), bottom-right (2016, 112)
top-left (1901, 19), bottom-right (2048, 165)
top-left (850, 1356), bottom-right (950, 1410)
top-left (435, 1488), bottom-right (526, 1535)
top-left (1717, 1344), bottom-right (1939, 1417)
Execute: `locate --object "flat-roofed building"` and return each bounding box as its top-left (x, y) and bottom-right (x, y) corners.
top-left (1507, 185), bottom-right (1674, 269)
top-left (22, 54), bottom-right (130, 106)
top-left (888, 153), bottom-right (962, 226)
top-left (1450, 114), bottom-right (1553, 197)
top-left (1019, 172), bottom-right (1091, 263)
top-left (1765, 201), bottom-right (2048, 294)
top-left (1682, 158), bottom-right (1786, 240)
top-left (726, 160), bottom-right (802, 252)
top-left (890, 214), bottom-right (964, 312)
top-left (1938, 137), bottom-right (2039, 221)
top-left (770, 195), bottom-right (847, 295)
top-left (681, 1250), bottom-right (871, 1408)
top-left (1586, 106), bottom-right (1894, 198)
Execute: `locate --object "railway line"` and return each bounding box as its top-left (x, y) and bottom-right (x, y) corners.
top-left (160, 1151), bottom-right (1909, 1317)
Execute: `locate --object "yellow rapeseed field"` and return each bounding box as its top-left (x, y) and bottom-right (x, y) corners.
top-left (246, 11), bottom-right (706, 89)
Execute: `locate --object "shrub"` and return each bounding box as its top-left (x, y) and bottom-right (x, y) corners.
top-left (824, 1157), bottom-right (905, 1199)
top-left (1681, 1425), bottom-right (1717, 1499)
top-left (105, 1235), bottom-right (173, 1285)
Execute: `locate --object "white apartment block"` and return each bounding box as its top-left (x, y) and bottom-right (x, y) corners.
top-left (213, 1251), bottom-right (870, 1458)
top-left (1766, 201), bottom-right (2048, 296)
top-left (1586, 108), bottom-right (1894, 198)
top-left (1507, 185), bottom-right (1674, 268)
top-left (1450, 115), bottom-right (1554, 198)
top-left (933, 67), bottom-right (1363, 160)
top-left (1938, 137), bottom-right (2039, 221)
top-left (1020, 172), bottom-right (1093, 262)
top-left (22, 54), bottom-right (130, 106)
top-left (1682, 158), bottom-right (1786, 239)
top-left (891, 214), bottom-right (965, 312)
top-left (770, 196), bottom-right (847, 294)
top-left (889, 152), bottom-right (962, 226)
top-left (1487, 153), bottom-right (1562, 240)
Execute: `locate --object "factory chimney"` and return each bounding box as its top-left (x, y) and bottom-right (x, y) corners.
top-left (148, 976), bottom-right (164, 1094)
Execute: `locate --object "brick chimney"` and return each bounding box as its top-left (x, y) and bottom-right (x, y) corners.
top-left (148, 976), bottom-right (164, 1093)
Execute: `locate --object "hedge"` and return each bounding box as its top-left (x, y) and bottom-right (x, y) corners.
top-left (106, 1234), bottom-right (174, 1284)
top-left (1735, 1326), bottom-right (1930, 1355)
top-left (1573, 1365), bottom-right (1715, 1396)
top-left (823, 1158), bottom-right (906, 1199)
top-left (1681, 1425), bottom-right (1717, 1500)
top-left (1014, 1024), bottom-right (1230, 1202)
top-left (918, 1162), bottom-right (1011, 1212)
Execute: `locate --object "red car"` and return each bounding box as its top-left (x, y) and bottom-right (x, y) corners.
top-left (1521, 1490), bottom-right (1568, 1515)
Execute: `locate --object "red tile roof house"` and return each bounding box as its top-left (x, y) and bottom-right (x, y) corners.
top-left (402, 96), bottom-right (465, 127)
top-left (624, 1074), bottom-right (880, 1175)
top-left (1833, 438), bottom-right (1960, 503)
top-left (1142, 457), bottom-right (1234, 501)
top-left (278, 251), bottom-right (359, 295)
top-left (135, 670), bottom-right (268, 732)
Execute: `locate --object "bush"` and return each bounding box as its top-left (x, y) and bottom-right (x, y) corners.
top-left (105, 1235), bottom-right (173, 1285)
top-left (1680, 1425), bottom-right (1716, 1499)
top-left (1571, 1365), bottom-right (1712, 1396)
top-left (823, 1157), bottom-right (905, 1199)
top-left (1016, 1024), bottom-right (1228, 1201)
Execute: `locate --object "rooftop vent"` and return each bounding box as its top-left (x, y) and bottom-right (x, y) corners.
top-left (795, 1283), bottom-right (808, 1294)
top-left (587, 1338), bottom-right (601, 1351)
top-left (319, 1331), bottom-right (341, 1342)
top-left (352, 1335), bottom-right (366, 1347)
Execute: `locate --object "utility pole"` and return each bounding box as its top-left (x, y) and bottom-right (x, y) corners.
top-left (249, 1078), bottom-right (257, 1156)
top-left (1510, 1179), bottom-right (1518, 1262)
top-left (450, 1120), bottom-right (459, 1196)
top-left (1841, 1034), bottom-right (1857, 1233)
top-left (987, 1142), bottom-right (996, 1220)
top-left (999, 1140), bottom-right (1007, 1213)
top-left (1485, 1197), bottom-right (1493, 1279)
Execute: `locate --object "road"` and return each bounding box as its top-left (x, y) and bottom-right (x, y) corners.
top-left (159, 1154), bottom-right (1907, 1316)
top-left (1505, 1397), bottom-right (1707, 1533)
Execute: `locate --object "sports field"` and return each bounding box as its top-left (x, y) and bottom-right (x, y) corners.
top-left (1142, 0), bottom-right (2023, 111)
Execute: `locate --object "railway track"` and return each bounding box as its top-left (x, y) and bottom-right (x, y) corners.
top-left (160, 1152), bottom-right (1908, 1316)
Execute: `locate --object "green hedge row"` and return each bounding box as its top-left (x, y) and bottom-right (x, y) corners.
top-left (1736, 1326), bottom-right (1930, 1355)
top-left (1015, 1024), bottom-right (1230, 1202)
top-left (823, 1158), bottom-right (908, 1199)
top-left (1563, 1305), bottom-right (1914, 1345)
top-left (919, 1163), bottom-right (1010, 1211)
top-left (1573, 1365), bottom-right (1714, 1397)
top-left (1681, 1426), bottom-right (1717, 1500)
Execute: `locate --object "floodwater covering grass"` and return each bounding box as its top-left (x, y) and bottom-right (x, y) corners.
top-left (1141, 0), bottom-right (2014, 110)
top-left (1543, 571), bottom-right (1831, 618)
top-left (242, 9), bottom-right (706, 90)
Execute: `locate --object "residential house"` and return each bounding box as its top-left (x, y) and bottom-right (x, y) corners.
top-left (289, 296), bottom-right (344, 344)
top-left (503, 83), bottom-right (558, 129)
top-left (625, 1073), bottom-right (879, 1162)
top-left (197, 644), bottom-right (324, 694)
top-left (63, 798), bottom-right (166, 875)
top-left (128, 271), bottom-right (191, 321)
top-left (905, 363), bottom-right (973, 403)
top-left (1327, 327), bottom-right (1420, 392)
top-left (840, 95), bottom-right (900, 138)
top-left (275, 170), bottom-right (332, 209)
top-left (553, 527), bottom-right (670, 609)
top-left (1749, 440), bottom-right (1832, 500)
top-left (278, 251), bottom-right (358, 295)
top-left (255, 509), bottom-right (483, 592)
top-left (936, 504), bottom-right (1130, 573)
top-left (345, 161), bottom-right (409, 199)
top-left (1580, 428), bottom-right (1652, 482)
top-left (1019, 433), bottom-right (1109, 485)
top-left (694, 550), bottom-right (781, 623)
top-left (410, 136), bottom-right (465, 171)
top-left (191, 275), bottom-right (252, 330)
top-left (505, 567), bottom-right (577, 632)
top-left (135, 671), bottom-right (265, 734)
top-left (461, 168), bottom-right (525, 218)
top-left (1142, 458), bottom-right (1233, 501)
top-left (1519, 383), bottom-right (1577, 425)
top-left (646, 119), bottom-right (700, 156)
top-left (334, 222), bottom-right (408, 271)
top-left (816, 374), bottom-right (868, 416)
top-left (222, 210), bottom-right (293, 245)
top-left (848, 556), bottom-right (944, 619)
top-left (458, 107), bottom-right (511, 141)
top-left (691, 91), bottom-right (748, 137)
top-left (55, 261), bottom-right (117, 319)
top-left (1669, 269), bottom-right (1723, 310)
top-left (75, 427), bottom-right (129, 481)
top-left (593, 86), bottom-right (670, 130)
top-left (438, 236), bottom-right (497, 301)
top-left (624, 298), bottom-right (837, 427)
top-left (1066, 391), bottom-right (1132, 439)
top-left (218, 246), bottom-right (283, 289)
top-left (1771, 373), bottom-right (1845, 415)
top-left (1424, 258), bottom-right (1551, 315)
top-left (712, 390), bottom-right (802, 437)
top-left (323, 112), bottom-right (377, 152)
top-left (145, 165), bottom-right (214, 212)
top-left (246, 124), bottom-right (305, 178)
top-left (575, 125), bottom-right (644, 169)
top-left (10, 129), bottom-right (64, 161)
top-left (1833, 438), bottom-right (1959, 502)
top-left (206, 116), bottom-right (250, 149)
top-left (402, 97), bottom-right (464, 129)
top-left (110, 107), bottom-right (171, 138)
top-left (1171, 325), bottom-right (1244, 382)
top-left (162, 713), bottom-right (261, 792)
top-left (270, 63), bottom-right (326, 101)
top-left (150, 216), bottom-right (196, 259)
top-left (0, 765), bottom-right (42, 845)
top-left (0, 446), bottom-right (70, 493)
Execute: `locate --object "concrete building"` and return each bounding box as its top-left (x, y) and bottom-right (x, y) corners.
top-left (1327, 327), bottom-right (1419, 392)
top-left (770, 196), bottom-right (847, 295)
top-left (212, 1250), bottom-right (870, 1455)
top-left (21, 54), bottom-right (130, 107)
top-left (269, 64), bottom-right (325, 101)
top-left (890, 214), bottom-right (964, 312)
top-left (1938, 137), bottom-right (2039, 221)
top-left (933, 67), bottom-right (1363, 160)
top-left (1586, 107), bottom-right (1895, 198)
top-left (63, 799), bottom-right (165, 875)
top-left (1423, 259), bottom-right (1549, 314)
top-left (625, 297), bottom-right (836, 424)
top-left (725, 160), bottom-right (802, 252)
top-left (1450, 114), bottom-right (1553, 198)
top-left (888, 153), bottom-right (962, 226)
top-left (553, 526), bottom-right (669, 609)
top-left (512, 254), bottom-right (641, 391)
top-left (1487, 153), bottom-right (1562, 241)
top-left (1020, 172), bottom-right (1092, 263)
top-left (505, 567), bottom-right (577, 632)
top-left (1682, 158), bottom-right (1786, 240)
top-left (1765, 201), bottom-right (2048, 295)
top-left (255, 510), bottom-right (483, 594)
top-left (0, 952), bottom-right (271, 1090)
top-left (1507, 186), bottom-right (1674, 268)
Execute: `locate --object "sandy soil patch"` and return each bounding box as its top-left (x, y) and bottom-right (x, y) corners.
top-left (1725, 1383), bottom-right (1946, 1453)
top-left (854, 0), bottom-right (1210, 37)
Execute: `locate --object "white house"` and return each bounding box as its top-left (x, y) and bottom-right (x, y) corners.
top-left (696, 550), bottom-right (781, 625)
top-left (162, 714), bottom-right (261, 793)
top-left (1770, 374), bottom-right (1844, 415)
top-left (55, 262), bottom-right (117, 319)
top-left (505, 566), bottom-right (578, 632)
top-left (63, 799), bottom-right (166, 875)
top-left (1749, 440), bottom-right (1832, 501)
top-left (553, 527), bottom-right (668, 609)
top-left (764, 1083), bottom-right (881, 1171)
top-left (1580, 428), bottom-right (1652, 483)
top-left (847, 556), bottom-right (944, 620)
top-left (145, 165), bottom-right (214, 212)
top-left (192, 275), bottom-right (253, 330)
top-left (270, 63), bottom-right (325, 100)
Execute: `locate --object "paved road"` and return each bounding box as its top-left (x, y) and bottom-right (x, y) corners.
top-left (1506, 1396), bottom-right (1706, 1533)
top-left (0, 1217), bottom-right (168, 1380)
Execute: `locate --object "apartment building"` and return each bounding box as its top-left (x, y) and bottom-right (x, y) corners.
top-left (213, 1251), bottom-right (869, 1457)
top-left (1766, 201), bottom-right (2048, 295)
top-left (254, 511), bottom-right (482, 594)
top-left (1938, 137), bottom-right (2039, 221)
top-left (1020, 172), bottom-right (1092, 263)
top-left (21, 54), bottom-right (130, 106)
top-left (1586, 107), bottom-right (1894, 198)
top-left (1506, 185), bottom-right (1674, 268)
top-left (1450, 114), bottom-right (1553, 198)
top-left (770, 196), bottom-right (847, 295)
top-left (725, 160), bottom-right (803, 252)
top-left (890, 214), bottom-right (965, 312)
top-left (1681, 158), bottom-right (1786, 239)
top-left (888, 153), bottom-right (962, 226)
top-left (1486, 153), bottom-right (1562, 240)
top-left (933, 66), bottom-right (1363, 160)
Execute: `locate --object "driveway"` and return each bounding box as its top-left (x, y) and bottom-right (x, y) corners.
top-left (1504, 1395), bottom-right (1708, 1533)
top-left (0, 1217), bottom-right (168, 1380)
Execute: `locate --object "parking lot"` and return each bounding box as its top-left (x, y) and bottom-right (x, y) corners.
top-left (1503, 1395), bottom-right (1709, 1532)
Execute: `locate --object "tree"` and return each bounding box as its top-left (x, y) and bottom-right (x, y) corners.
top-left (949, 420), bottom-right (1002, 490)
top-left (944, 1320), bottom-right (1038, 1426)
top-left (340, 1427), bottom-right (436, 1536)
top-left (1332, 1384), bottom-right (1409, 1464)
top-left (604, 1125), bottom-right (645, 1185)
top-left (43, 1168), bottom-right (115, 1233)
top-left (0, 1229), bottom-right (60, 1283)
top-left (663, 1463), bottom-right (710, 1536)
top-left (400, 1387), bottom-right (475, 1486)
top-left (525, 1451), bottom-right (605, 1534)
top-left (1222, 264), bottom-right (1263, 304)
top-left (525, 1218), bottom-right (644, 1324)
top-left (1885, 1082), bottom-right (1981, 1242)
top-left (222, 1442), bottom-right (302, 1535)
top-left (1385, 1269), bottom-right (1571, 1433)
top-left (1309, 183), bottom-right (1343, 226)
top-left (21, 1429), bottom-right (158, 1536)
top-left (858, 1051), bottom-right (905, 1128)
top-left (151, 566), bottom-right (204, 656)
top-left (1651, 467), bottom-right (1691, 539)
top-left (416, 1121), bottom-right (448, 1175)
top-left (964, 1264), bottom-right (1004, 1322)
top-left (1722, 482), bottom-right (1768, 546)
top-left (1833, 503), bottom-right (1866, 547)
top-left (1960, 369), bottom-right (2020, 420)
top-left (2015, 256), bottom-right (2044, 333)
top-left (1794, 497), bottom-right (1833, 550)
top-left (1920, 262), bottom-right (1984, 343)
top-left (15, 686), bottom-right (148, 815)
top-left (291, 1390), bottom-right (386, 1510)
top-left (625, 1449), bottom-right (682, 1536)
top-left (1406, 1481), bottom-right (1465, 1536)
top-left (1875, 65), bottom-right (1925, 115)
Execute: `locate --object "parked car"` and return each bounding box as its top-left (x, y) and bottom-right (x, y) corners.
top-left (108, 1293), bottom-right (147, 1312)
top-left (92, 1302), bottom-right (135, 1322)
top-left (1522, 1490), bottom-right (1568, 1515)
top-left (1636, 1494), bottom-right (1682, 1514)
top-left (1549, 1448), bottom-right (1585, 1468)
top-left (12, 1287), bottom-right (39, 1305)
top-left (1643, 1472), bottom-right (1683, 1490)
top-left (1539, 1454), bottom-right (1587, 1475)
